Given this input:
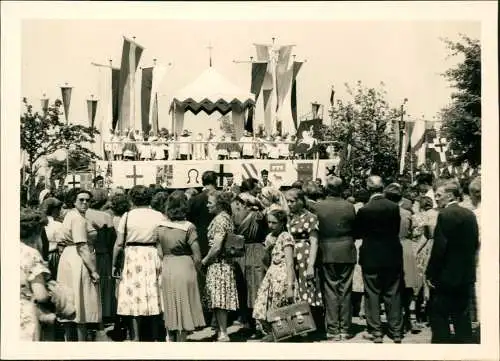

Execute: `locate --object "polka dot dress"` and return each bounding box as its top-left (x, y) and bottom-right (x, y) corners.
top-left (287, 210), bottom-right (323, 307)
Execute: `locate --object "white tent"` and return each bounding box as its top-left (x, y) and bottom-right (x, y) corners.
top-left (170, 67), bottom-right (255, 139)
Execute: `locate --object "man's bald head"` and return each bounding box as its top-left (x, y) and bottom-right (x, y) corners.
top-left (366, 175), bottom-right (384, 194)
top-left (325, 176), bottom-right (343, 197)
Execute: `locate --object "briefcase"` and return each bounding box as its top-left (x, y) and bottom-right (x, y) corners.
top-left (266, 302), bottom-right (316, 342)
top-left (222, 232), bottom-right (245, 258)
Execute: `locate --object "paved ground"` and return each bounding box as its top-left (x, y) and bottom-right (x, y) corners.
top-left (96, 317), bottom-right (433, 343)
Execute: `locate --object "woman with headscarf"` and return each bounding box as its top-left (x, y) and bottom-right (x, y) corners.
top-left (20, 208), bottom-right (52, 341)
top-left (57, 188), bottom-right (101, 341)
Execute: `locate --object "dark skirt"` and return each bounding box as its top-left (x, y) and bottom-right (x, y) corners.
top-left (47, 249), bottom-right (61, 280)
top-left (96, 251), bottom-right (116, 319)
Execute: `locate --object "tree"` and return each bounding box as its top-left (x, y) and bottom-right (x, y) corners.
top-left (440, 35), bottom-right (481, 167)
top-left (20, 98), bottom-right (99, 197)
top-left (321, 81), bottom-right (401, 192)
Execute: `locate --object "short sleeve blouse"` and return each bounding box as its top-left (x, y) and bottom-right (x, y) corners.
top-left (207, 211), bottom-right (233, 247)
top-left (20, 243), bottom-right (50, 301)
top-left (287, 210), bottom-right (319, 240)
top-left (61, 209), bottom-right (96, 245)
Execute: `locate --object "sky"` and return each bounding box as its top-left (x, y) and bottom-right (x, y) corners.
top-left (22, 19), bottom-right (480, 133)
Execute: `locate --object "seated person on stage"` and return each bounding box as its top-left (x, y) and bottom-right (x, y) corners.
top-left (240, 131), bottom-right (255, 159)
top-left (228, 135), bottom-right (242, 160)
top-left (216, 135), bottom-right (230, 160)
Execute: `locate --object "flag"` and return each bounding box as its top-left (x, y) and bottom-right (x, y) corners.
top-left (245, 106), bottom-right (254, 133)
top-left (141, 67), bottom-right (154, 134)
top-left (312, 103), bottom-right (321, 119)
top-left (399, 120), bottom-right (416, 174)
top-left (41, 97), bottom-right (49, 113)
top-left (263, 89), bottom-right (273, 133)
top-left (150, 64), bottom-right (167, 133)
top-left (87, 99), bottom-right (98, 130)
top-left (250, 61), bottom-right (268, 100)
top-left (254, 44), bottom-right (273, 91)
top-left (60, 86), bottom-right (72, 123)
top-left (117, 37), bottom-right (144, 132)
top-left (411, 120), bottom-right (432, 167)
top-left (428, 136), bottom-right (448, 163)
top-left (275, 45), bottom-right (294, 113)
top-left (111, 68), bottom-right (120, 131)
top-left (290, 61), bottom-right (303, 130)
top-left (329, 87), bottom-right (335, 106)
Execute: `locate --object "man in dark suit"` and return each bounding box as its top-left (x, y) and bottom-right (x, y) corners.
top-left (311, 176), bottom-right (357, 341)
top-left (187, 170), bottom-right (217, 257)
top-left (354, 176), bottom-right (403, 343)
top-left (426, 180), bottom-right (479, 344)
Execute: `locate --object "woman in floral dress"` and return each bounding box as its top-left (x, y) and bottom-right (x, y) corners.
top-left (20, 208), bottom-right (52, 341)
top-left (253, 209), bottom-right (296, 339)
top-left (201, 191), bottom-right (238, 342)
top-left (285, 188), bottom-right (323, 333)
top-left (112, 185), bottom-right (166, 341)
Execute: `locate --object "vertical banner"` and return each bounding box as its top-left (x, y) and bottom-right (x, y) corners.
top-left (141, 67), bottom-right (153, 134)
top-left (290, 61), bottom-right (303, 131)
top-left (150, 64), bottom-right (167, 134)
top-left (87, 99), bottom-right (98, 130)
top-left (60, 86), bottom-right (72, 123)
top-left (41, 97), bottom-right (49, 113)
top-left (117, 37), bottom-right (144, 132)
top-left (151, 93), bottom-right (159, 135)
top-left (399, 120), bottom-right (415, 174)
top-left (263, 89), bottom-right (273, 134)
top-left (250, 61), bottom-right (268, 101)
top-left (275, 45), bottom-right (294, 113)
top-left (111, 68), bottom-right (120, 131)
top-left (245, 106), bottom-right (254, 133)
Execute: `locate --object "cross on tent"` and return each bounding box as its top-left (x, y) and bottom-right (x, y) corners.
top-left (126, 165), bottom-right (144, 186)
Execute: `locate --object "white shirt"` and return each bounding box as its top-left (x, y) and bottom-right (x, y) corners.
top-left (425, 188), bottom-right (438, 208)
top-left (117, 208), bottom-right (165, 244)
top-left (240, 136), bottom-right (254, 156)
top-left (45, 216), bottom-right (64, 252)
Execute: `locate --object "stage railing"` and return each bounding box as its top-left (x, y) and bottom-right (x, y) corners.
top-left (103, 140), bottom-right (341, 161)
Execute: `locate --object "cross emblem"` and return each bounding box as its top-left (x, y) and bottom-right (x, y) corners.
top-left (217, 164), bottom-right (233, 188)
top-left (67, 173), bottom-right (80, 188)
top-left (126, 165), bottom-right (143, 186)
top-left (431, 137), bottom-right (448, 162)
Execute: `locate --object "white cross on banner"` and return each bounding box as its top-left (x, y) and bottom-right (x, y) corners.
top-left (112, 162), bottom-right (156, 188)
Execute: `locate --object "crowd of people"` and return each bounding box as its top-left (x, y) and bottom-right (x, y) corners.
top-left (20, 168), bottom-right (481, 344)
top-left (103, 128), bottom-right (336, 161)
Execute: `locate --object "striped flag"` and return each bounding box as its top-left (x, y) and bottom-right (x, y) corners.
top-left (254, 44), bottom-right (273, 91)
top-left (117, 37), bottom-right (144, 132)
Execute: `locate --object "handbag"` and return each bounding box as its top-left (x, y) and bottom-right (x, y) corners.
top-left (266, 302), bottom-right (316, 342)
top-left (222, 232), bottom-right (245, 258)
top-left (114, 212), bottom-right (128, 277)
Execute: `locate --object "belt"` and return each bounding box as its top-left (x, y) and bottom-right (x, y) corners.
top-left (125, 242), bottom-right (157, 247)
